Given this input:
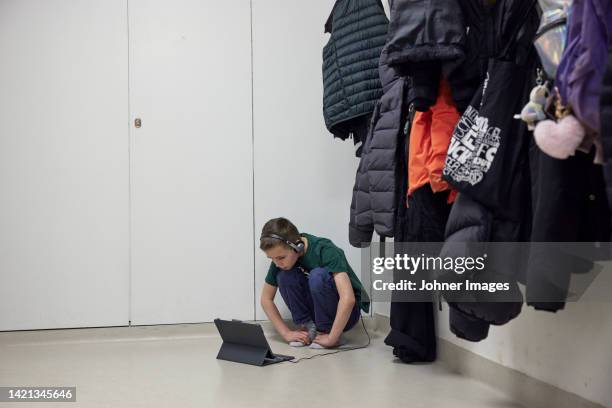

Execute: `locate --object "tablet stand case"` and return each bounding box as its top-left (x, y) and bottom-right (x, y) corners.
top-left (214, 319), bottom-right (293, 366)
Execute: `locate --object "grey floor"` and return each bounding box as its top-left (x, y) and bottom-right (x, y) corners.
top-left (0, 322), bottom-right (525, 408)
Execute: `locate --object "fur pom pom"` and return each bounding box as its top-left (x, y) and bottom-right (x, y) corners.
top-left (534, 115), bottom-right (585, 160)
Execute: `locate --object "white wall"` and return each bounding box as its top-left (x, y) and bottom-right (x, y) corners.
top-left (437, 302), bottom-right (612, 407)
top-left (374, 264), bottom-right (612, 406)
top-left (251, 0), bottom-right (366, 320)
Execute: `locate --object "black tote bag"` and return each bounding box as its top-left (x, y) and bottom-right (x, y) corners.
top-left (443, 58), bottom-right (533, 218)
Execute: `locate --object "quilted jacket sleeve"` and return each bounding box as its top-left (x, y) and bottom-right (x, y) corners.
top-left (349, 49), bottom-right (408, 248)
top-left (349, 105), bottom-right (377, 248)
top-left (368, 78), bottom-right (406, 238)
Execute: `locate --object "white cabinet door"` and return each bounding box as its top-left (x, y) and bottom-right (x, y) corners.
top-left (0, 0), bottom-right (130, 330)
top-left (129, 0), bottom-right (254, 324)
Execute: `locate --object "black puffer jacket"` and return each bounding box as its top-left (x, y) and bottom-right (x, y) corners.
top-left (385, 0), bottom-right (465, 64)
top-left (384, 0), bottom-right (466, 111)
top-left (441, 193), bottom-right (528, 342)
top-left (349, 48), bottom-right (410, 247)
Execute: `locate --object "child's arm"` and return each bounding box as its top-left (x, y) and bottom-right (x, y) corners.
top-left (260, 283), bottom-right (310, 344)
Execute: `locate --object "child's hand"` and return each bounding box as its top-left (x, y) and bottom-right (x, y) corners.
top-left (282, 329), bottom-right (311, 344)
top-left (313, 333), bottom-right (339, 348)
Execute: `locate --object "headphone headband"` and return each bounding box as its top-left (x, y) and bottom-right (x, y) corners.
top-left (261, 233), bottom-right (305, 253)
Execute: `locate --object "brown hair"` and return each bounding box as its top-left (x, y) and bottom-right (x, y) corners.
top-left (259, 217), bottom-right (300, 251)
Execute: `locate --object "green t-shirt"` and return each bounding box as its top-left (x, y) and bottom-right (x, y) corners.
top-left (265, 233), bottom-right (370, 313)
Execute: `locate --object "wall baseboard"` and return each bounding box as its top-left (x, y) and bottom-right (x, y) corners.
top-left (0, 317), bottom-right (378, 346)
top-left (373, 313), bottom-right (604, 408)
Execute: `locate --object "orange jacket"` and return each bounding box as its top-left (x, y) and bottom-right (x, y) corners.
top-left (408, 79), bottom-right (460, 203)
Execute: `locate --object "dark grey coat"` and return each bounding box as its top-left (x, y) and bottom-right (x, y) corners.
top-left (349, 49), bottom-right (410, 247)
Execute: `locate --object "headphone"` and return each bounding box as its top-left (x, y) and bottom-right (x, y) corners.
top-left (261, 233), bottom-right (305, 254)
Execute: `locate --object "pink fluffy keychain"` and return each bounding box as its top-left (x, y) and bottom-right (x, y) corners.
top-left (515, 82), bottom-right (587, 160)
top-left (533, 114), bottom-right (585, 160)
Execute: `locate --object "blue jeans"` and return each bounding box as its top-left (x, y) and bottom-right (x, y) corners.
top-left (276, 267), bottom-right (361, 333)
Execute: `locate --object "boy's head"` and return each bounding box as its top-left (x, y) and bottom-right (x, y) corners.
top-left (260, 217), bottom-right (303, 270)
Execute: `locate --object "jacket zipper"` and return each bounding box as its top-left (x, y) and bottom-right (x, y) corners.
top-left (405, 103), bottom-right (416, 208)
